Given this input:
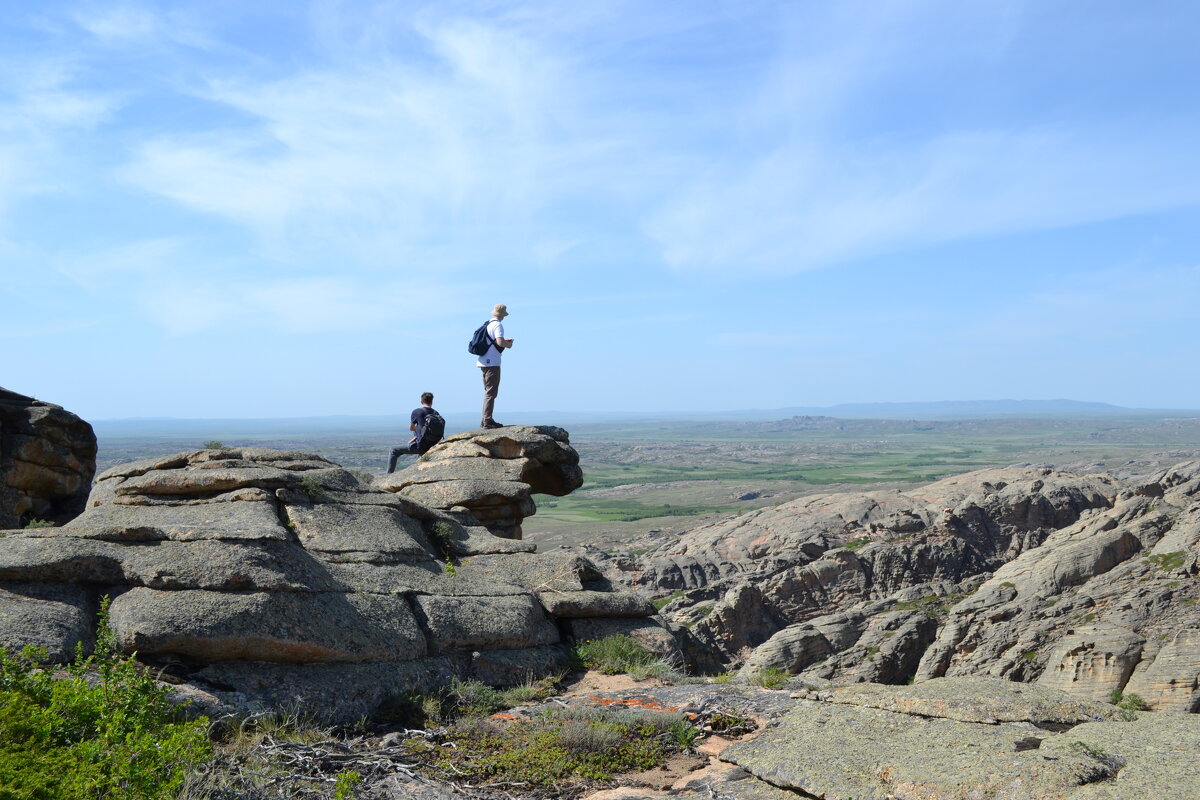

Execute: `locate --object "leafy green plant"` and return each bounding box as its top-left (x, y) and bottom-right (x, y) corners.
top-left (748, 667), bottom-right (791, 689)
top-left (0, 598), bottom-right (211, 799)
top-left (22, 518), bottom-right (55, 529)
top-left (843, 537), bottom-right (871, 551)
top-left (333, 769), bottom-right (362, 800)
top-left (202, 440), bottom-right (225, 449)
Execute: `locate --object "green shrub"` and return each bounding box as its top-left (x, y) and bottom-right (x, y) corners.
top-left (1109, 690), bottom-right (1147, 719)
top-left (399, 704), bottom-right (696, 786)
top-left (652, 590), bottom-right (684, 610)
top-left (748, 667), bottom-right (791, 689)
top-left (573, 635), bottom-right (658, 676)
top-left (22, 518), bottom-right (55, 529)
top-left (296, 474), bottom-right (327, 502)
top-left (0, 600), bottom-right (211, 799)
top-left (333, 769), bottom-right (362, 800)
top-left (202, 440), bottom-right (225, 450)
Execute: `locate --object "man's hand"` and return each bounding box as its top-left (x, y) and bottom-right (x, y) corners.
top-left (497, 337), bottom-right (514, 349)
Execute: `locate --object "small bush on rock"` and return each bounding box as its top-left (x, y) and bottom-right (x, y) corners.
top-left (748, 667), bottom-right (792, 689)
top-left (573, 635), bottom-right (656, 675)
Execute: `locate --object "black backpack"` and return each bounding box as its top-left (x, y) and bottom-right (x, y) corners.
top-left (416, 412), bottom-right (446, 454)
top-left (467, 319), bottom-right (496, 356)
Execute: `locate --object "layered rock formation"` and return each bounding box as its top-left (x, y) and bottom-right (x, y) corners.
top-left (0, 387), bottom-right (96, 528)
top-left (600, 463), bottom-right (1199, 710)
top-left (378, 426), bottom-right (583, 540)
top-left (0, 433), bottom-right (665, 722)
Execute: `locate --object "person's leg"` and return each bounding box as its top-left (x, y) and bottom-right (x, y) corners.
top-left (387, 445), bottom-right (414, 473)
top-left (481, 366), bottom-right (501, 425)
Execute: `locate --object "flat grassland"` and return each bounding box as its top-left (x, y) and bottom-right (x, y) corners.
top-left (94, 414), bottom-right (1200, 551)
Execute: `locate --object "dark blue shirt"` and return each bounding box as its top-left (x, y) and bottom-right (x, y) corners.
top-left (411, 406), bottom-right (437, 435)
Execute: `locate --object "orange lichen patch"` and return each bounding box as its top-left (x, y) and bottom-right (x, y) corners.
top-left (584, 695), bottom-right (681, 713)
top-left (489, 712), bottom-right (518, 720)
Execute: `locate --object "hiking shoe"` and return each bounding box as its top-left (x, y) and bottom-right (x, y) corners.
top-left (482, 420), bottom-right (504, 429)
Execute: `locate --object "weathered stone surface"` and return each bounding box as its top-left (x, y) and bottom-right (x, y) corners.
top-left (0, 388), bottom-right (96, 528)
top-left (723, 701), bottom-right (1112, 800)
top-left (0, 441), bottom-right (660, 721)
top-left (820, 676), bottom-right (1122, 724)
top-left (1045, 713), bottom-right (1200, 798)
top-left (283, 502), bottom-right (430, 560)
top-left (110, 587), bottom-right (428, 663)
top-left (913, 470), bottom-right (1200, 705)
top-left (116, 465), bottom-right (296, 496)
top-left (579, 680), bottom-right (1200, 800)
top-left (413, 594), bottom-right (559, 653)
top-left (381, 426), bottom-right (583, 540)
top-left (1037, 625), bottom-right (1146, 702)
top-left (0, 582), bottom-right (94, 661)
top-left (464, 550), bottom-right (602, 592)
top-left (596, 459), bottom-right (1198, 707)
top-left (537, 590), bottom-right (655, 618)
top-left (1123, 628), bottom-right (1200, 712)
top-left (68, 497), bottom-right (290, 541)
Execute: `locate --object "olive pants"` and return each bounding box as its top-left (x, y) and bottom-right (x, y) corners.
top-left (481, 366), bottom-right (501, 424)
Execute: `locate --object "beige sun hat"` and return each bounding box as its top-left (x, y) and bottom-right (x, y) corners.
top-left (493, 303), bottom-right (509, 318)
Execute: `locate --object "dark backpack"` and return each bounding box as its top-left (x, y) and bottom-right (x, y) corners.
top-left (467, 319), bottom-right (496, 356)
top-left (416, 412), bottom-right (446, 454)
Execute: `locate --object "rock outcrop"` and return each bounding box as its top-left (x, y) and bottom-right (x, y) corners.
top-left (715, 678), bottom-right (1199, 800)
top-left (598, 462), bottom-right (1199, 710)
top-left (0, 441), bottom-right (665, 723)
top-left (0, 387), bottom-right (96, 529)
top-left (378, 426), bottom-right (583, 540)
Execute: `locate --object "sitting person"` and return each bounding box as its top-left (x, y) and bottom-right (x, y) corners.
top-left (386, 392), bottom-right (445, 473)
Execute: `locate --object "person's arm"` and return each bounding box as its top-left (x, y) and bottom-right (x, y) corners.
top-left (492, 321), bottom-right (512, 349)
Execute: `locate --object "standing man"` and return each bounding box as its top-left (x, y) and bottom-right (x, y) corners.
top-left (386, 392), bottom-right (444, 473)
top-left (477, 303), bottom-right (513, 429)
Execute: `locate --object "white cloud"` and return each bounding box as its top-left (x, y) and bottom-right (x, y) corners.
top-left (0, 59), bottom-right (116, 217)
top-left (135, 274), bottom-right (468, 336)
top-left (646, 124), bottom-right (1200, 275)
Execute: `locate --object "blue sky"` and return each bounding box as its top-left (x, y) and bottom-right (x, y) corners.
top-left (2, 1), bottom-right (1198, 420)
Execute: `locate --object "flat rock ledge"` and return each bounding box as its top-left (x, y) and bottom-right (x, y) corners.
top-left (0, 387), bottom-right (96, 528)
top-left (0, 445), bottom-right (665, 723)
top-left (581, 677), bottom-right (1198, 800)
top-left (377, 425), bottom-right (584, 540)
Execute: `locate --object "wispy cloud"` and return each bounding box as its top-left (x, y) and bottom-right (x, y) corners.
top-left (0, 57), bottom-right (116, 218)
top-left (646, 123), bottom-right (1200, 275)
top-left (136, 274), bottom-right (470, 336)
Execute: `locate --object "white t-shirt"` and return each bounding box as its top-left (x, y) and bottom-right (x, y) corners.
top-left (475, 319), bottom-right (505, 367)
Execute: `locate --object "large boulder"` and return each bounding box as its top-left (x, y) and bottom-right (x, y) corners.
top-left (377, 426), bottom-right (583, 539)
top-left (0, 388), bottom-right (96, 528)
top-left (0, 444), bottom-right (662, 723)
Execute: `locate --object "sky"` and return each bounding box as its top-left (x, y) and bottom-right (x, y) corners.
top-left (2, 0), bottom-right (1198, 420)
